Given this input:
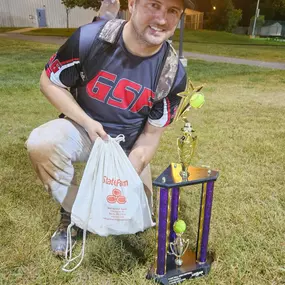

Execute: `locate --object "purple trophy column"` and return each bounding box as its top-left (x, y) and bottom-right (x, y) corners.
top-left (169, 187), bottom-right (180, 243)
top-left (199, 181), bottom-right (215, 263)
top-left (156, 187), bottom-right (169, 276)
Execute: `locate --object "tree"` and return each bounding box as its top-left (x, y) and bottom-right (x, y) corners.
top-left (233, 0), bottom-right (258, 26)
top-left (273, 0), bottom-right (285, 16)
top-left (226, 8), bottom-right (243, 32)
top-left (206, 0), bottom-right (242, 31)
top-left (61, 0), bottom-right (128, 11)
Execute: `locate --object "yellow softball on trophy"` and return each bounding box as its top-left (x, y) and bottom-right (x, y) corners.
top-left (190, 92), bottom-right (205, 109)
top-left (173, 219), bottom-right (187, 234)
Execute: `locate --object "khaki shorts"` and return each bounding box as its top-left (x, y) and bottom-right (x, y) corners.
top-left (26, 118), bottom-right (153, 213)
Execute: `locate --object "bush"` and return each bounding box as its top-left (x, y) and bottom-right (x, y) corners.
top-left (226, 9), bottom-right (243, 32)
top-left (206, 0), bottom-right (242, 32)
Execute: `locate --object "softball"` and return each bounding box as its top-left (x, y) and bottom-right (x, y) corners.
top-left (173, 219), bottom-right (186, 234)
top-left (190, 92), bottom-right (205, 109)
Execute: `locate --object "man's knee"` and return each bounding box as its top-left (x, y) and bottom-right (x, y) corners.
top-left (26, 123), bottom-right (75, 195)
top-left (26, 119), bottom-right (71, 158)
top-left (26, 127), bottom-right (54, 162)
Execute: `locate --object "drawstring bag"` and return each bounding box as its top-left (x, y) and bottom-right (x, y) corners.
top-left (62, 135), bottom-right (154, 272)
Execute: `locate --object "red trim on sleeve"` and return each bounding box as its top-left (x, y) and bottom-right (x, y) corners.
top-left (165, 97), bottom-right (171, 126)
top-left (48, 53), bottom-right (56, 64)
top-left (45, 57), bottom-right (79, 79)
top-left (60, 58), bottom-right (80, 65)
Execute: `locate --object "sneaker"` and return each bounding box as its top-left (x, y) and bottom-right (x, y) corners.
top-left (51, 207), bottom-right (79, 257)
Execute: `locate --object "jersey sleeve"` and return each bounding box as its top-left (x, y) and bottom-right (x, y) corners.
top-left (148, 62), bottom-right (187, 127)
top-left (45, 28), bottom-right (81, 88)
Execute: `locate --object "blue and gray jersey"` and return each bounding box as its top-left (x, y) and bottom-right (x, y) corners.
top-left (45, 22), bottom-right (187, 151)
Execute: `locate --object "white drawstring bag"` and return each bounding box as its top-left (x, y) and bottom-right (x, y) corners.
top-left (62, 135), bottom-right (154, 272)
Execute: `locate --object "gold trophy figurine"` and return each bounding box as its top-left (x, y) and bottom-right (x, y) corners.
top-left (177, 119), bottom-right (197, 181)
top-left (171, 80), bottom-right (205, 182)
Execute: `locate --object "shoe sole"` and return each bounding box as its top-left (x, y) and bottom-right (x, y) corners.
top-left (52, 240), bottom-right (77, 257)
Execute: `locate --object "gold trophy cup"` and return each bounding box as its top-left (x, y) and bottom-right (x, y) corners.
top-left (171, 80), bottom-right (205, 182)
top-left (168, 220), bottom-right (189, 266)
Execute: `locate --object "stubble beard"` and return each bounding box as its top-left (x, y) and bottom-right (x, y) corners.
top-left (130, 20), bottom-right (154, 47)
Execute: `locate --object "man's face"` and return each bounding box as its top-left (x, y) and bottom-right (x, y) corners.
top-left (129, 0), bottom-right (184, 47)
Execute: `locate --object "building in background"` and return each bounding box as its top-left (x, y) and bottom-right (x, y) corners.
top-left (0, 0), bottom-right (96, 28)
top-left (247, 20), bottom-right (285, 38)
top-left (184, 9), bottom-right (204, 30)
top-left (260, 22), bottom-right (285, 38)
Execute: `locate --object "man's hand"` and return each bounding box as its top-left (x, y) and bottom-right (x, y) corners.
top-left (98, 0), bottom-right (120, 20)
top-left (83, 117), bottom-right (108, 142)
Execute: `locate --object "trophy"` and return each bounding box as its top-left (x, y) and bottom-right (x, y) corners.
top-left (147, 80), bottom-right (219, 285)
top-left (168, 220), bottom-right (189, 266)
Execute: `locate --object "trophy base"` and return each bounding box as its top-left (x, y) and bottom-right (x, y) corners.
top-left (146, 250), bottom-right (214, 285)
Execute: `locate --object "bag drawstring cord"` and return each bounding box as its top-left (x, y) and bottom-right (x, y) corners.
top-left (62, 223), bottom-right (87, 272)
top-left (114, 134), bottom-right (125, 144)
top-left (62, 139), bottom-right (103, 272)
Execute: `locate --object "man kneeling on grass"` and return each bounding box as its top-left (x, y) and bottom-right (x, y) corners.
top-left (26, 0), bottom-right (193, 256)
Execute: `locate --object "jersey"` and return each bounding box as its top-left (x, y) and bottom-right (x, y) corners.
top-left (45, 21), bottom-right (187, 151)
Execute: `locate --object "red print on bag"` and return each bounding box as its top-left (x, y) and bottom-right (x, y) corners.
top-left (107, 188), bottom-right (127, 204)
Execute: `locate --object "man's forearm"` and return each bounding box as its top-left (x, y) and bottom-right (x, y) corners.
top-left (128, 142), bottom-right (157, 175)
top-left (40, 70), bottom-right (93, 129)
top-left (128, 124), bottom-right (165, 175)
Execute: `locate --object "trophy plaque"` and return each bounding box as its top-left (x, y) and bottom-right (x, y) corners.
top-left (146, 81), bottom-right (219, 284)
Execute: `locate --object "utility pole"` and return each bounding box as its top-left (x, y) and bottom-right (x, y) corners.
top-left (251, 0), bottom-right (260, 38)
top-left (179, 13), bottom-right (187, 67)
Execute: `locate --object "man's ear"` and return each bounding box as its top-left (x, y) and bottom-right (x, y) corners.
top-left (128, 0), bottom-right (136, 14)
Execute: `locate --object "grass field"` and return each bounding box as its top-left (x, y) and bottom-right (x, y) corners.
top-left (22, 27), bottom-right (285, 62)
top-left (0, 38), bottom-right (284, 285)
top-left (23, 28), bottom-right (76, 37)
top-left (0, 27), bottom-right (27, 33)
top-left (172, 29), bottom-right (285, 63)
